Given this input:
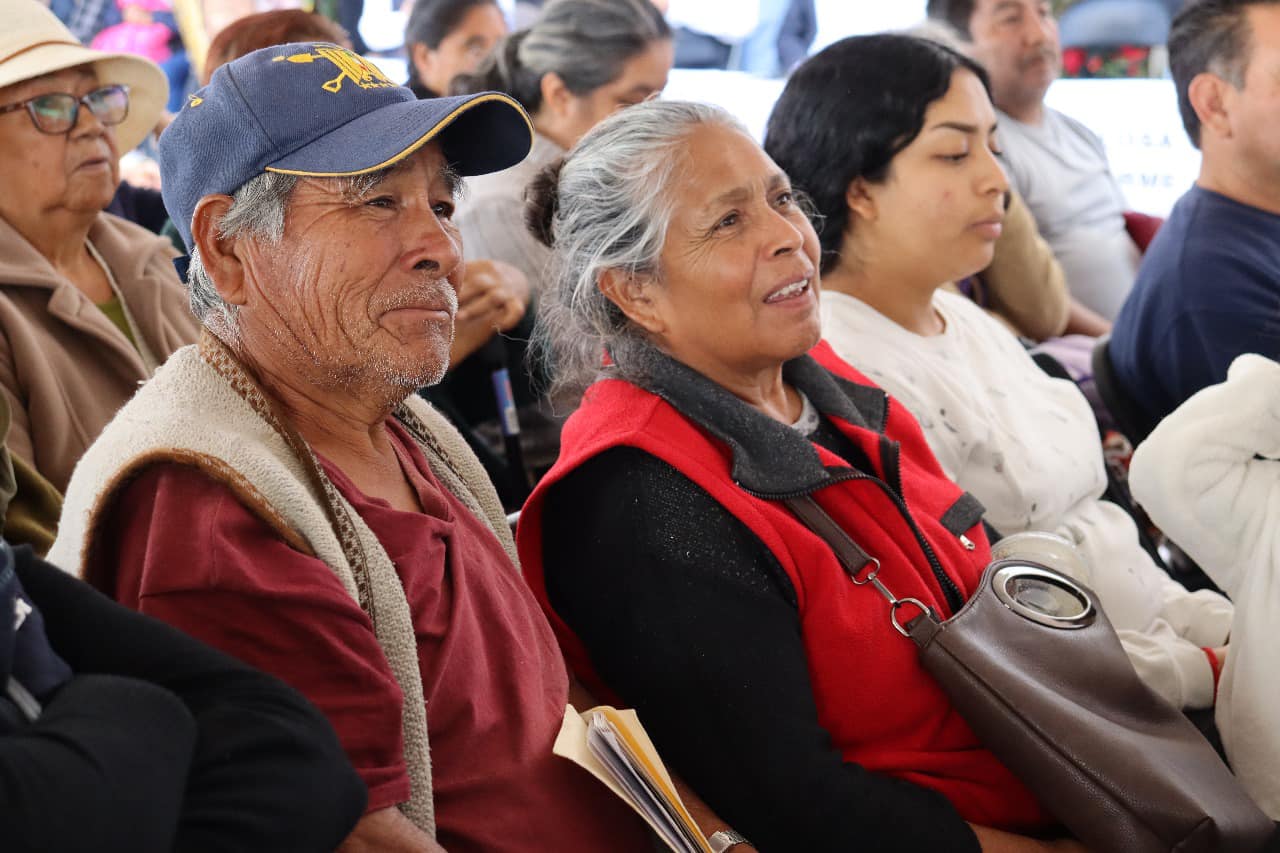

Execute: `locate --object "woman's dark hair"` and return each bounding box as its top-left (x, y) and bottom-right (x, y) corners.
top-left (763, 33), bottom-right (991, 274)
top-left (403, 0), bottom-right (499, 89)
top-left (451, 0), bottom-right (670, 111)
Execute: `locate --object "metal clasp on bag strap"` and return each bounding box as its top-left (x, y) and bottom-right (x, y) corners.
top-left (845, 556), bottom-right (935, 638)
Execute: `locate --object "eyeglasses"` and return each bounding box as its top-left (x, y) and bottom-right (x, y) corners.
top-left (0, 84), bottom-right (130, 135)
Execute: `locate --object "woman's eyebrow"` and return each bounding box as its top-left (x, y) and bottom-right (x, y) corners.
top-left (703, 172), bottom-right (790, 210)
top-left (701, 185), bottom-right (753, 212)
top-left (928, 121), bottom-right (1000, 135)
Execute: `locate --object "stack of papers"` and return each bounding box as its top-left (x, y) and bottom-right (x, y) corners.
top-left (554, 705), bottom-right (713, 853)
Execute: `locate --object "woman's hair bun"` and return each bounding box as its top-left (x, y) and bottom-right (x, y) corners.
top-left (524, 158), bottom-right (565, 248)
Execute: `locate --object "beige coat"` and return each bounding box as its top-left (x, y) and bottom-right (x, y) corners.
top-left (0, 212), bottom-right (200, 492)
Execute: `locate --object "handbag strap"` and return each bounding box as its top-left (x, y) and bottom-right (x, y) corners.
top-left (783, 495), bottom-right (938, 639)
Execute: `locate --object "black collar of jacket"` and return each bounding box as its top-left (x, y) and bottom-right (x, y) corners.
top-left (627, 349), bottom-right (889, 497)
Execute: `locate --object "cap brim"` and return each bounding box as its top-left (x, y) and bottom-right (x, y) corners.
top-left (0, 42), bottom-right (167, 153)
top-left (264, 92), bottom-right (533, 180)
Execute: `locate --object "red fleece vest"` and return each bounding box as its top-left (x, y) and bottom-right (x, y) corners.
top-left (519, 343), bottom-right (1051, 831)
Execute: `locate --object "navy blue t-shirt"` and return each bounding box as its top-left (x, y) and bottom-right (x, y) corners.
top-left (1110, 185), bottom-right (1280, 427)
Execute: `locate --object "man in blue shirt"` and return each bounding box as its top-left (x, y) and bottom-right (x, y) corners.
top-left (1110, 0), bottom-right (1280, 431)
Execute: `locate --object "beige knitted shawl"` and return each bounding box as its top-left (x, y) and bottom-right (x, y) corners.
top-left (49, 333), bottom-right (518, 837)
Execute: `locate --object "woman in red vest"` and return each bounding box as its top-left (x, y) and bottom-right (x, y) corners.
top-left (515, 43), bottom-right (1085, 853)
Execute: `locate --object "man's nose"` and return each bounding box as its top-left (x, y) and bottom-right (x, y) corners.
top-left (1025, 9), bottom-right (1058, 48)
top-left (406, 205), bottom-right (461, 276)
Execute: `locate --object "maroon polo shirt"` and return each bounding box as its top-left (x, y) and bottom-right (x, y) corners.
top-left (93, 419), bottom-right (650, 852)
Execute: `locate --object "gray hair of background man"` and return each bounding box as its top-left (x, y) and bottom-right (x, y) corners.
top-left (525, 100), bottom-right (744, 400)
top-left (926, 0), bottom-right (979, 39)
top-left (1170, 0), bottom-right (1280, 147)
top-left (453, 0), bottom-right (670, 107)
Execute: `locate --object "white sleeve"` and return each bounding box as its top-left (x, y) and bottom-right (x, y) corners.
top-left (1114, 623), bottom-right (1216, 710)
top-left (663, 0), bottom-right (762, 43)
top-left (1129, 353), bottom-right (1280, 599)
top-left (1055, 499), bottom-right (1229, 708)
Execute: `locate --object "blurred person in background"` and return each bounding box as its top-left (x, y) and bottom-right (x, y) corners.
top-left (0, 1), bottom-right (198, 530)
top-left (200, 7), bottom-right (351, 84)
top-left (652, 0), bottom-right (816, 75)
top-left (928, 0), bottom-right (1137, 333)
top-left (1109, 0), bottom-right (1280, 431)
top-left (445, 0), bottom-right (672, 478)
top-left (452, 0), bottom-right (672, 294)
top-left (405, 0), bottom-right (507, 98)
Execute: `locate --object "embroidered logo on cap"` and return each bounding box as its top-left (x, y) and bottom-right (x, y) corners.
top-left (272, 45), bottom-right (394, 94)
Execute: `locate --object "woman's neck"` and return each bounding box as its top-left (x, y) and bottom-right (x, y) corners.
top-left (14, 208), bottom-right (97, 275)
top-left (823, 257), bottom-right (945, 337)
top-left (664, 346), bottom-right (802, 425)
top-left (531, 112), bottom-right (574, 152)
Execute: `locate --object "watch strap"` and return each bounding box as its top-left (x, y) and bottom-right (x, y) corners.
top-left (709, 829), bottom-right (749, 852)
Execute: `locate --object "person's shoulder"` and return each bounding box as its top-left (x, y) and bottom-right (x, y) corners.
top-left (1154, 187), bottom-right (1278, 286)
top-left (109, 461), bottom-right (325, 594)
top-left (1048, 107), bottom-right (1100, 142)
top-left (93, 209), bottom-right (178, 257)
top-left (819, 289), bottom-right (889, 332)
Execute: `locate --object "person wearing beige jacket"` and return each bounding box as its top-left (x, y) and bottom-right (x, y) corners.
top-left (0, 2), bottom-right (200, 502)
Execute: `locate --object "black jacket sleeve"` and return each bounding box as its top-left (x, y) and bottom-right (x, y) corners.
top-left (10, 547), bottom-right (367, 852)
top-left (0, 672), bottom-right (197, 853)
top-left (542, 447), bottom-right (980, 853)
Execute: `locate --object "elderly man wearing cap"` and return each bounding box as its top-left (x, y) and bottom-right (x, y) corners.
top-left (47, 40), bottom-right (654, 853)
top-left (0, 1), bottom-right (200, 550)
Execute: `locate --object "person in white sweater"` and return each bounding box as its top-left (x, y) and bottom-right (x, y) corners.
top-left (764, 31), bottom-right (1232, 710)
top-left (1129, 354), bottom-right (1280, 818)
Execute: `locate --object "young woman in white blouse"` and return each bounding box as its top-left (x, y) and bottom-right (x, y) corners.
top-left (764, 32), bottom-right (1232, 712)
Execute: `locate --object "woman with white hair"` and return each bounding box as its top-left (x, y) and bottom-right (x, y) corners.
top-left (0, 2), bottom-right (199, 516)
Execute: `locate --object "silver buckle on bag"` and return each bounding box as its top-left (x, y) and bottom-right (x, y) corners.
top-left (847, 556), bottom-right (936, 638)
top-left (990, 564), bottom-right (1096, 629)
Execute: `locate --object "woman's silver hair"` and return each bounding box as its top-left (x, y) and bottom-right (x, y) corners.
top-left (454, 0), bottom-right (670, 108)
top-left (529, 100), bottom-right (746, 401)
top-left (185, 171), bottom-right (298, 337)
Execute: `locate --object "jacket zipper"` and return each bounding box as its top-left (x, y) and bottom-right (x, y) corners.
top-left (877, 433), bottom-right (965, 615)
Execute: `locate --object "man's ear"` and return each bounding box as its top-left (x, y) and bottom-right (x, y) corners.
top-left (598, 268), bottom-right (666, 335)
top-left (190, 195), bottom-right (248, 307)
top-left (845, 177), bottom-right (877, 223)
top-left (1188, 71), bottom-right (1233, 143)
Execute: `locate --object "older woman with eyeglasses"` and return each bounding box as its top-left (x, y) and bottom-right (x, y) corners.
top-left (0, 1), bottom-right (199, 538)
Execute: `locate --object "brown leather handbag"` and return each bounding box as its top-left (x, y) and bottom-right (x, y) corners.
top-left (786, 496), bottom-right (1276, 853)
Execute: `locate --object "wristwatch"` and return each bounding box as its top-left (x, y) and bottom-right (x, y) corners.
top-left (709, 829), bottom-right (750, 852)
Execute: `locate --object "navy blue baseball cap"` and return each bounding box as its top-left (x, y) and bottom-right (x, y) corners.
top-left (159, 42), bottom-right (533, 252)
